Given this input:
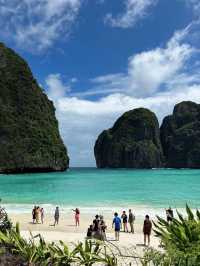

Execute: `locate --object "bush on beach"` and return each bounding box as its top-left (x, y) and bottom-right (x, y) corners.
top-left (142, 204), bottom-right (200, 265)
top-left (0, 201), bottom-right (12, 233)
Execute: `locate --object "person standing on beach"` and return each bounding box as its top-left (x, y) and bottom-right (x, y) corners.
top-left (99, 215), bottom-right (107, 240)
top-left (92, 215), bottom-right (100, 232)
top-left (72, 208), bottom-right (80, 226)
top-left (143, 215), bottom-right (152, 246)
top-left (128, 209), bottom-right (135, 233)
top-left (121, 211), bottom-right (128, 232)
top-left (40, 208), bottom-right (44, 224)
top-left (35, 206), bottom-right (40, 223)
top-left (54, 207), bottom-right (59, 226)
top-left (32, 206), bottom-right (36, 224)
top-left (112, 212), bottom-right (121, 241)
top-left (166, 207), bottom-right (174, 223)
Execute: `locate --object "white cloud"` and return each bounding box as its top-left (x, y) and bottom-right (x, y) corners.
top-left (185, 0), bottom-right (200, 17)
top-left (82, 26), bottom-right (196, 98)
top-left (46, 74), bottom-right (71, 101)
top-left (45, 24), bottom-right (200, 166)
top-left (104, 0), bottom-right (156, 28)
top-left (0, 0), bottom-right (82, 52)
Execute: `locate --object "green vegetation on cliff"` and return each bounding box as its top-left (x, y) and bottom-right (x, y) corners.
top-left (0, 43), bottom-right (69, 173)
top-left (160, 101), bottom-right (200, 168)
top-left (94, 108), bottom-right (163, 168)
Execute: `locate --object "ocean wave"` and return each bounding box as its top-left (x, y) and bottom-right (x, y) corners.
top-left (2, 203), bottom-right (191, 219)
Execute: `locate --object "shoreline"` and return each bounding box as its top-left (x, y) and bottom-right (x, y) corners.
top-left (4, 203), bottom-right (191, 219)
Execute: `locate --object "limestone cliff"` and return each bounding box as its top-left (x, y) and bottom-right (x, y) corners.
top-left (160, 101), bottom-right (200, 168)
top-left (0, 43), bottom-right (69, 173)
top-left (94, 108), bottom-right (163, 168)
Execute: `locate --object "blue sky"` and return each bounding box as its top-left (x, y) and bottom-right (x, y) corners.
top-left (0, 0), bottom-right (200, 166)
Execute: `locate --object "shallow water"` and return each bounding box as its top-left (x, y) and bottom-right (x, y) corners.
top-left (0, 168), bottom-right (199, 216)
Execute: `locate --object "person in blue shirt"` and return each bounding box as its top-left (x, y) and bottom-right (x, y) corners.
top-left (112, 212), bottom-right (121, 241)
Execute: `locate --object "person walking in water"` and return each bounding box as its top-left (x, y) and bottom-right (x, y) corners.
top-left (72, 208), bottom-right (80, 226)
top-left (54, 207), bottom-right (59, 226)
top-left (40, 208), bottom-right (44, 224)
top-left (143, 215), bottom-right (152, 246)
top-left (121, 211), bottom-right (128, 232)
top-left (112, 212), bottom-right (121, 241)
top-left (128, 209), bottom-right (135, 233)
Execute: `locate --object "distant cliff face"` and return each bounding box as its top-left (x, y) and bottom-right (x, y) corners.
top-left (94, 108), bottom-right (163, 168)
top-left (160, 101), bottom-right (200, 168)
top-left (0, 43), bottom-right (69, 173)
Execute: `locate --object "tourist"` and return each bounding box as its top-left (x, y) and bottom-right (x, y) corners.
top-left (72, 208), bottom-right (80, 226)
top-left (92, 215), bottom-right (100, 232)
top-left (35, 206), bottom-right (40, 223)
top-left (112, 212), bottom-right (121, 241)
top-left (128, 209), bottom-right (135, 233)
top-left (121, 210), bottom-right (128, 232)
top-left (99, 215), bottom-right (107, 240)
top-left (92, 214), bottom-right (101, 239)
top-left (40, 208), bottom-right (44, 224)
top-left (32, 206), bottom-right (36, 224)
top-left (166, 207), bottom-right (174, 223)
top-left (54, 206), bottom-right (59, 226)
top-left (87, 225), bottom-right (93, 238)
top-left (143, 215), bottom-right (152, 246)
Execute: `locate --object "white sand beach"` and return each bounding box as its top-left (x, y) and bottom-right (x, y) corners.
top-left (9, 212), bottom-right (160, 252)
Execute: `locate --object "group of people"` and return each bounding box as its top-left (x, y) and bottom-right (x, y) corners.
top-left (31, 205), bottom-right (174, 246)
top-left (32, 206), bottom-right (80, 227)
top-left (121, 209), bottom-right (135, 233)
top-left (32, 206), bottom-right (44, 224)
top-left (112, 211), bottom-right (152, 245)
top-left (86, 209), bottom-right (152, 246)
top-left (87, 214), bottom-right (107, 240)
top-left (53, 207), bottom-right (80, 227)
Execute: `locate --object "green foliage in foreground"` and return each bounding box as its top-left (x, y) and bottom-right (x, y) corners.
top-left (0, 223), bottom-right (118, 266)
top-left (142, 204), bottom-right (200, 266)
top-left (0, 213), bottom-right (12, 233)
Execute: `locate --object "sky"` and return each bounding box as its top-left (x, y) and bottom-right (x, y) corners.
top-left (0, 0), bottom-right (200, 166)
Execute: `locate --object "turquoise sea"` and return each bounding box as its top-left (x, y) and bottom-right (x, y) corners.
top-left (0, 168), bottom-right (200, 217)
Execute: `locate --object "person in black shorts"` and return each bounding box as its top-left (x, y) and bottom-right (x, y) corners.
top-left (112, 212), bottom-right (121, 241)
top-left (143, 215), bottom-right (152, 246)
top-left (121, 211), bottom-right (128, 232)
top-left (92, 215), bottom-right (100, 232)
top-left (32, 206), bottom-right (36, 224)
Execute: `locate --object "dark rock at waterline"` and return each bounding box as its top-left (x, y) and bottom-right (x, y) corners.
top-left (0, 43), bottom-right (69, 173)
top-left (94, 108), bottom-right (164, 168)
top-left (160, 101), bottom-right (200, 168)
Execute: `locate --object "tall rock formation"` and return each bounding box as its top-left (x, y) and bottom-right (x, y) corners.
top-left (0, 43), bottom-right (69, 173)
top-left (94, 108), bottom-right (163, 168)
top-left (160, 101), bottom-right (200, 168)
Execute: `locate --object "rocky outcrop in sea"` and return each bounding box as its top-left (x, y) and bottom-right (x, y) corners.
top-left (94, 108), bottom-right (164, 168)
